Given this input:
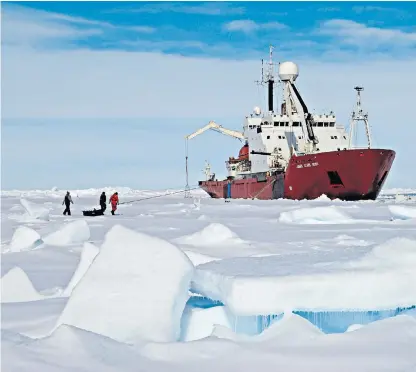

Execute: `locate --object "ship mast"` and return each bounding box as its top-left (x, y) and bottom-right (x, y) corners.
top-left (266, 45), bottom-right (275, 113)
top-left (349, 86), bottom-right (372, 149)
top-left (256, 45), bottom-right (275, 113)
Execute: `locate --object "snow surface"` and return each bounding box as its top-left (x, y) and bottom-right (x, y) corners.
top-left (19, 198), bottom-right (50, 221)
top-left (181, 305), bottom-right (232, 342)
top-left (192, 236), bottom-right (416, 314)
top-left (388, 205), bottom-right (416, 220)
top-left (62, 242), bottom-right (99, 296)
top-left (1, 267), bottom-right (46, 303)
top-left (43, 220), bottom-right (90, 246)
top-left (2, 187), bottom-right (416, 371)
top-left (175, 222), bottom-right (248, 246)
top-left (5, 226), bottom-right (43, 253)
top-left (56, 225), bottom-right (194, 344)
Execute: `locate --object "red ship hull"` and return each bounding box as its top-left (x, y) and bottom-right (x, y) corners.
top-left (199, 148), bottom-right (395, 201)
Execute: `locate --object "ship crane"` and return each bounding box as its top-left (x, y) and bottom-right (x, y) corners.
top-left (184, 121), bottom-right (244, 141)
top-left (183, 121), bottom-right (244, 198)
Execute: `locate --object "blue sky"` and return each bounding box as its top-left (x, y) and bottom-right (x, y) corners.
top-left (3, 1), bottom-right (416, 60)
top-left (2, 1), bottom-right (416, 190)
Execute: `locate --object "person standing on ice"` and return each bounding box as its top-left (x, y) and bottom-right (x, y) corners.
top-left (62, 191), bottom-right (74, 215)
top-left (225, 179), bottom-right (231, 203)
top-left (100, 192), bottom-right (107, 213)
top-left (109, 192), bottom-right (119, 215)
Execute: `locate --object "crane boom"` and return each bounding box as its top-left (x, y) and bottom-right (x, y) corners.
top-left (185, 121), bottom-right (244, 141)
top-left (287, 82), bottom-right (319, 145)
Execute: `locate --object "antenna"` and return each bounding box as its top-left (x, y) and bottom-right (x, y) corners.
top-left (349, 86), bottom-right (372, 149)
top-left (254, 59), bottom-right (264, 86)
top-left (266, 45), bottom-right (275, 113)
top-left (268, 45), bottom-right (274, 74)
top-left (261, 58), bottom-right (264, 82)
top-left (254, 45), bottom-right (277, 114)
top-left (202, 161), bottom-right (212, 181)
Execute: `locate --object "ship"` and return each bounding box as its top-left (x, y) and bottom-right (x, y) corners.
top-left (184, 46), bottom-right (395, 201)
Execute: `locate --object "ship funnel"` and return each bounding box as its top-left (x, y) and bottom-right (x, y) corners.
top-left (278, 61), bottom-right (299, 82)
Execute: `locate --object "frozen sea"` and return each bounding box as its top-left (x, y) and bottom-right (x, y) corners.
top-left (1, 186), bottom-right (416, 372)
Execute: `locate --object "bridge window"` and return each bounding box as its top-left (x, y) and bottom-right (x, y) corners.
top-left (274, 122), bottom-right (279, 126)
top-left (312, 123), bottom-right (317, 126)
top-left (334, 135), bottom-right (338, 139)
top-left (318, 122), bottom-right (323, 127)
top-left (293, 122), bottom-right (300, 127)
top-left (330, 123), bottom-right (335, 127)
top-left (331, 136), bottom-right (334, 139)
top-left (267, 135), bottom-right (270, 139)
top-left (324, 123), bottom-right (329, 127)
top-left (285, 122), bottom-right (289, 127)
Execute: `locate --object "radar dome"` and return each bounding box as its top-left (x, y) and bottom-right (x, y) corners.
top-left (278, 61), bottom-right (299, 82)
top-left (253, 106), bottom-right (261, 115)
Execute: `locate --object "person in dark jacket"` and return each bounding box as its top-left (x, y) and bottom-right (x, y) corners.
top-left (100, 192), bottom-right (106, 213)
top-left (62, 191), bottom-right (74, 215)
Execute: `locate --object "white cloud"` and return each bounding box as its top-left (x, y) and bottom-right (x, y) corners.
top-left (3, 45), bottom-right (415, 126)
top-left (106, 2), bottom-right (245, 16)
top-left (1, 4), bottom-right (155, 47)
top-left (223, 20), bottom-right (287, 33)
top-left (317, 7), bottom-right (341, 12)
top-left (1, 4), bottom-right (103, 46)
top-left (352, 6), bottom-right (411, 19)
top-left (319, 19), bottom-right (416, 49)
top-left (127, 26), bottom-right (156, 34)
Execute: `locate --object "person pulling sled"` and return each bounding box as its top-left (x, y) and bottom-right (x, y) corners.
top-left (100, 192), bottom-right (106, 213)
top-left (62, 191), bottom-right (74, 215)
top-left (109, 192), bottom-right (119, 215)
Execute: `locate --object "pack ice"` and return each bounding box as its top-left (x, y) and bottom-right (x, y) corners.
top-left (192, 237), bottom-right (416, 315)
top-left (1, 267), bottom-right (44, 303)
top-left (62, 242), bottom-right (100, 296)
top-left (388, 205), bottom-right (416, 219)
top-left (57, 225), bottom-right (194, 344)
top-left (43, 220), bottom-right (90, 246)
top-left (279, 205), bottom-right (354, 224)
top-left (6, 226), bottom-right (43, 253)
top-left (20, 198), bottom-right (50, 221)
top-left (175, 223), bottom-right (247, 246)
